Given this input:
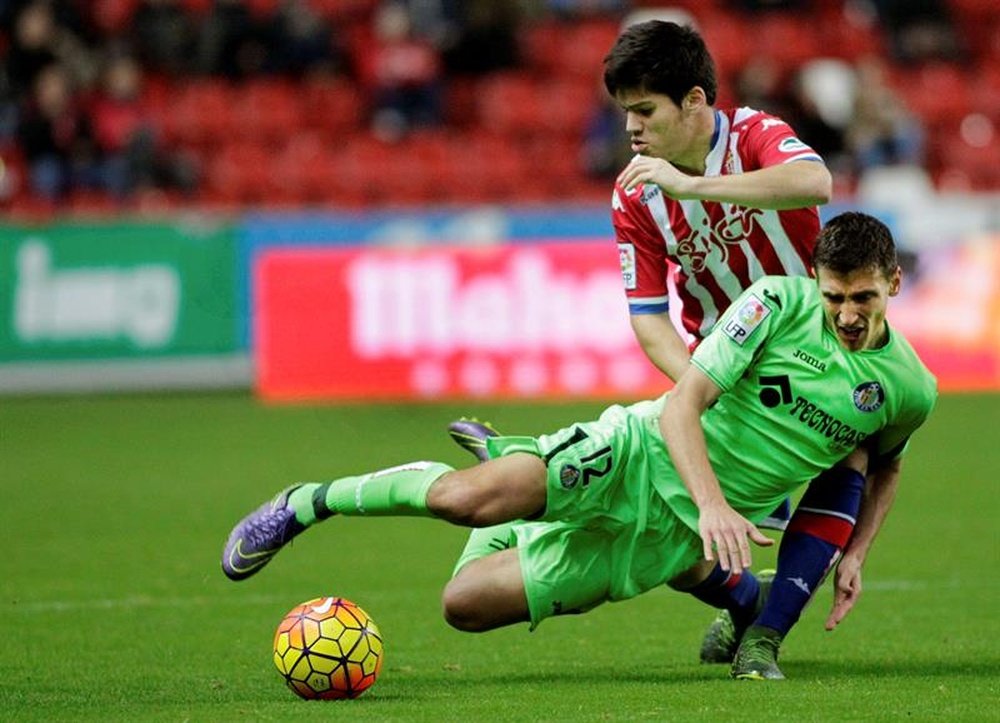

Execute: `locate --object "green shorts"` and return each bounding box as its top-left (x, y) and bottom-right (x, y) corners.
top-left (486, 403), bottom-right (703, 628)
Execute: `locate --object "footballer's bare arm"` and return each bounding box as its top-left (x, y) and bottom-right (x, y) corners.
top-left (619, 158), bottom-right (831, 210)
top-left (826, 456), bottom-right (903, 630)
top-left (660, 366), bottom-right (773, 571)
top-left (630, 313), bottom-right (691, 383)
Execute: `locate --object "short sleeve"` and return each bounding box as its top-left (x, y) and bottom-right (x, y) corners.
top-left (739, 112), bottom-right (824, 169)
top-left (870, 376), bottom-right (938, 466)
top-left (612, 184), bottom-right (670, 314)
top-left (690, 279), bottom-right (784, 391)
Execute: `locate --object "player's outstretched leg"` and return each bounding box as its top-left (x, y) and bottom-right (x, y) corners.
top-left (447, 417), bottom-right (520, 575)
top-left (447, 417), bottom-right (499, 463)
top-left (731, 625), bottom-right (785, 680)
top-left (697, 569), bottom-right (775, 664)
top-left (221, 461), bottom-right (454, 581)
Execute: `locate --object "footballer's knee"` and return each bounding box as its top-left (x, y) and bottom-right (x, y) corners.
top-left (667, 559), bottom-right (717, 591)
top-left (441, 575), bottom-right (492, 632)
top-left (427, 455), bottom-right (546, 527)
top-left (426, 469), bottom-right (487, 525)
top-left (442, 549), bottom-right (529, 632)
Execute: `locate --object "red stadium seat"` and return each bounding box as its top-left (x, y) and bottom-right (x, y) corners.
top-left (300, 78), bottom-right (366, 138)
top-left (558, 20), bottom-right (622, 80)
top-left (699, 19), bottom-right (752, 77)
top-left (443, 131), bottom-right (528, 201)
top-left (206, 142), bottom-right (275, 205)
top-left (231, 80), bottom-right (304, 145)
top-left (162, 81), bottom-right (235, 147)
top-left (936, 128), bottom-right (1000, 191)
top-left (896, 63), bottom-right (972, 127)
top-left (750, 15), bottom-right (822, 70)
top-left (91, 0), bottom-right (138, 35)
top-left (272, 133), bottom-right (339, 204)
top-left (477, 74), bottom-right (542, 138)
top-left (537, 80), bottom-right (599, 138)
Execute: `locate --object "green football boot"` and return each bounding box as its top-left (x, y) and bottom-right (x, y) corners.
top-left (731, 625), bottom-right (786, 680)
top-left (699, 569), bottom-right (775, 664)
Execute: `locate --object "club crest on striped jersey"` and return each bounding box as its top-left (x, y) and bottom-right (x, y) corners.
top-left (852, 381), bottom-right (885, 412)
top-left (723, 293), bottom-right (771, 345)
top-left (676, 208), bottom-right (765, 274)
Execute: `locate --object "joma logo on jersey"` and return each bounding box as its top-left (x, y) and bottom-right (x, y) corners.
top-left (793, 349), bottom-right (827, 373)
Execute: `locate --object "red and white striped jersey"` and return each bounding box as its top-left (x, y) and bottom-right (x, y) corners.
top-left (612, 107), bottom-right (823, 342)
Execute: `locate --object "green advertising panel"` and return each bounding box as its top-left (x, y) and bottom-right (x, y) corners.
top-left (0, 220), bottom-right (238, 361)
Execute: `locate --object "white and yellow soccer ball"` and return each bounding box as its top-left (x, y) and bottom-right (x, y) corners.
top-left (273, 596), bottom-right (384, 700)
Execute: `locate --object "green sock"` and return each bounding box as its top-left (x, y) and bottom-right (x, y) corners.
top-left (288, 461), bottom-right (453, 526)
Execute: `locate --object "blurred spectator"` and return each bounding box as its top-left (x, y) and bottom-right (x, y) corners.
top-left (132, 0), bottom-right (197, 77)
top-left (846, 57), bottom-right (925, 173)
top-left (785, 72), bottom-right (849, 176)
top-left (17, 63), bottom-right (99, 198)
top-left (268, 0), bottom-right (350, 77)
top-left (4, 0), bottom-right (95, 100)
top-left (88, 53), bottom-right (197, 197)
top-left (195, 0), bottom-right (269, 79)
top-left (790, 59), bottom-right (856, 178)
top-left (364, 1), bottom-right (443, 142)
top-left (395, 0), bottom-right (461, 48)
top-left (727, 0), bottom-right (809, 11)
top-left (870, 0), bottom-right (963, 63)
top-left (733, 57), bottom-right (792, 117)
top-left (545, 0), bottom-right (627, 19)
top-left (733, 57), bottom-right (849, 177)
top-left (441, 0), bottom-right (521, 76)
top-left (581, 89), bottom-right (630, 180)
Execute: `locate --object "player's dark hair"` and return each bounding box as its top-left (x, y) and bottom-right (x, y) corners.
top-left (812, 212), bottom-right (899, 278)
top-left (603, 21), bottom-right (717, 106)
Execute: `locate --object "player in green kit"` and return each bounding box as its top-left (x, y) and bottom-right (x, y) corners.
top-left (222, 212), bottom-right (936, 679)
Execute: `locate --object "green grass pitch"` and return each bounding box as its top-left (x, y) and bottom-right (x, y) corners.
top-left (2, 392), bottom-right (997, 721)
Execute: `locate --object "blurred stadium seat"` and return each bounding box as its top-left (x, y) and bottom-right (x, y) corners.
top-left (1, 0), bottom-right (996, 211)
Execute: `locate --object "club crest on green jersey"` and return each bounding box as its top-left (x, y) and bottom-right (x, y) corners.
top-left (852, 381), bottom-right (885, 412)
top-left (724, 293), bottom-right (771, 345)
top-left (559, 463), bottom-right (580, 489)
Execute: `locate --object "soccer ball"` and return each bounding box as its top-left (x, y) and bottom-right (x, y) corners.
top-left (272, 596), bottom-right (384, 700)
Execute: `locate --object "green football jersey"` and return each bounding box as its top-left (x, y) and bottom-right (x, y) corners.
top-left (647, 275), bottom-right (938, 530)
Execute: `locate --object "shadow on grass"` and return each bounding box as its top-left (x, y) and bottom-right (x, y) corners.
top-left (785, 656), bottom-right (1000, 680)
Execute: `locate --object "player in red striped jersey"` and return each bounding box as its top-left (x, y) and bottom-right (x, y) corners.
top-left (607, 21), bottom-right (830, 379)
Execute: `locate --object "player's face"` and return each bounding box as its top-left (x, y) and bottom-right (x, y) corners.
top-left (615, 88), bottom-right (698, 163)
top-left (815, 265), bottom-right (901, 352)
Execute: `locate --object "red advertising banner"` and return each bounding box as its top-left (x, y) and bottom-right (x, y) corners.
top-left (254, 238), bottom-right (1000, 401)
top-left (889, 236), bottom-right (1000, 392)
top-left (254, 242), bottom-right (667, 401)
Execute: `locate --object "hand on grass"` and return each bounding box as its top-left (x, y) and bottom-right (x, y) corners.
top-left (826, 554), bottom-right (863, 630)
